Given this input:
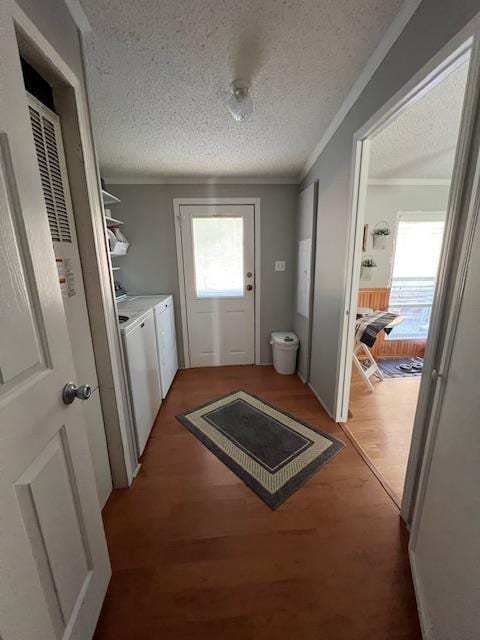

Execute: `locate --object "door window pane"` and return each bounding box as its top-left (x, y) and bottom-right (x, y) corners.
top-left (192, 217), bottom-right (244, 297)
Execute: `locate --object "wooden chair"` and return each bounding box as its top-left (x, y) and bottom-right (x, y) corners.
top-left (353, 311), bottom-right (403, 391)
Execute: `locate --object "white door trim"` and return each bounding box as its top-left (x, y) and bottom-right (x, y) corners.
top-left (336, 28), bottom-right (475, 429)
top-left (336, 29), bottom-right (475, 418)
top-left (335, 10), bottom-right (480, 525)
top-left (173, 198), bottom-right (261, 368)
top-left (12, 1), bottom-right (137, 486)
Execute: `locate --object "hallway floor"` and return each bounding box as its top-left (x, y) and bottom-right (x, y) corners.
top-left (94, 366), bottom-right (421, 640)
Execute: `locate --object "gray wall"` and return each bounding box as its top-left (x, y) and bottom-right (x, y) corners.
top-left (301, 0), bottom-right (480, 417)
top-left (362, 184), bottom-right (450, 287)
top-left (106, 183), bottom-right (297, 365)
top-left (293, 183), bottom-right (317, 382)
top-left (16, 0), bottom-right (84, 79)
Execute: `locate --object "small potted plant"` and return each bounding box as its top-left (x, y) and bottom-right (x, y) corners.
top-left (372, 221), bottom-right (391, 249)
top-left (361, 256), bottom-right (377, 281)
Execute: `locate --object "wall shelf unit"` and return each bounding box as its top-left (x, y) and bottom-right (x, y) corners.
top-left (102, 189), bottom-right (121, 205)
top-left (102, 186), bottom-right (129, 259)
top-left (105, 215), bottom-right (123, 227)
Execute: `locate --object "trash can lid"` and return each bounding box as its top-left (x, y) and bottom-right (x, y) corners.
top-left (270, 331), bottom-right (299, 345)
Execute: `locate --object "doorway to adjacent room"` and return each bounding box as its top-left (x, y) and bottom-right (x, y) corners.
top-left (339, 48), bottom-right (472, 508)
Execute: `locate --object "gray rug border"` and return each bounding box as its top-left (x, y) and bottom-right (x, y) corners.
top-left (176, 389), bottom-right (345, 510)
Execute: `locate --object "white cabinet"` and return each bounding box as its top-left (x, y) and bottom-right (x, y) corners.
top-left (122, 311), bottom-right (162, 455)
top-left (154, 297), bottom-right (178, 398)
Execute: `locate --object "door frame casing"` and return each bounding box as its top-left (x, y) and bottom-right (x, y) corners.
top-left (336, 31), bottom-right (474, 426)
top-left (295, 181), bottom-right (318, 384)
top-left (12, 1), bottom-right (137, 487)
top-left (335, 10), bottom-right (480, 532)
top-left (173, 198), bottom-right (261, 368)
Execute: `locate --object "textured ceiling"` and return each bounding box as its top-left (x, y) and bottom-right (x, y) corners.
top-left (80, 0), bottom-right (404, 180)
top-left (369, 60), bottom-right (469, 179)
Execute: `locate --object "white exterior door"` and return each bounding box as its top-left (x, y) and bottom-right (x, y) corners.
top-left (180, 204), bottom-right (255, 367)
top-left (0, 4), bottom-right (110, 640)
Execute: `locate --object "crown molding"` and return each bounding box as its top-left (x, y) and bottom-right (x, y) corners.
top-left (299, 0), bottom-right (423, 182)
top-left (368, 178), bottom-right (451, 186)
top-left (105, 176), bottom-right (299, 185)
top-left (65, 0), bottom-right (92, 33)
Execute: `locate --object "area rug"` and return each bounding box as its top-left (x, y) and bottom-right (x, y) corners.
top-left (377, 357), bottom-right (424, 378)
top-left (176, 390), bottom-right (344, 509)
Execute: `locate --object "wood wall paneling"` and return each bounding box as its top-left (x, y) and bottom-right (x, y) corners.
top-left (358, 287), bottom-right (389, 312)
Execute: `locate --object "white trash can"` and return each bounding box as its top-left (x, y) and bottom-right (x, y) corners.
top-left (270, 332), bottom-right (299, 375)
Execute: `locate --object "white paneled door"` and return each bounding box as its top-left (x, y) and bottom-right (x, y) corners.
top-left (179, 204), bottom-right (255, 367)
top-left (27, 93), bottom-right (112, 508)
top-left (0, 5), bottom-right (110, 640)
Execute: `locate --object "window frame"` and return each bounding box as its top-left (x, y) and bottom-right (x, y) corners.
top-left (387, 210), bottom-right (446, 340)
top-left (190, 214), bottom-right (245, 300)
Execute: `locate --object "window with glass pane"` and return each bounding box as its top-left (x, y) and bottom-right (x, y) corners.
top-left (192, 217), bottom-right (244, 297)
top-left (387, 218), bottom-right (445, 340)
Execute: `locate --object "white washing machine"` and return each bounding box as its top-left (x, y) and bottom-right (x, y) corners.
top-left (119, 295), bottom-right (178, 397)
top-left (118, 307), bottom-right (162, 456)
top-left (153, 296), bottom-right (178, 398)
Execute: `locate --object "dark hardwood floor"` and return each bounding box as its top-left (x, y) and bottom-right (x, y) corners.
top-left (94, 366), bottom-right (421, 640)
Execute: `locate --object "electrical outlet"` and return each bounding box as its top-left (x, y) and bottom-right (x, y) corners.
top-left (275, 261), bottom-right (286, 272)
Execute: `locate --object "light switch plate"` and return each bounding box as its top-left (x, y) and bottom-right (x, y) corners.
top-left (275, 261), bottom-right (286, 272)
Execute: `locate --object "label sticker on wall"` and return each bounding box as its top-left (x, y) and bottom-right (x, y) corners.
top-left (64, 258), bottom-right (76, 298)
top-left (56, 257), bottom-right (76, 299)
top-left (56, 257), bottom-right (67, 298)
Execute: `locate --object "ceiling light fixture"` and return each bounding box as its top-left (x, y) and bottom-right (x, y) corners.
top-left (227, 79), bottom-right (253, 122)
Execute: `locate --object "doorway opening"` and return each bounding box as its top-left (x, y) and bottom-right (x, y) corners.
top-left (339, 47), bottom-right (472, 509)
top-left (14, 14), bottom-right (138, 499)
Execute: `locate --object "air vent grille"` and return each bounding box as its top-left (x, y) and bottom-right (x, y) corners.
top-left (28, 103), bottom-right (72, 243)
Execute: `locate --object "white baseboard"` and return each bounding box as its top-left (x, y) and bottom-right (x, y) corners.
top-left (409, 547), bottom-right (430, 639)
top-left (179, 362), bottom-right (272, 369)
top-left (297, 370), bottom-right (307, 384)
top-left (132, 462), bottom-right (142, 478)
top-left (307, 382), bottom-right (335, 421)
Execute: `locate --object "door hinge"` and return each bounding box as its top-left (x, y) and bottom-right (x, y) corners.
top-left (431, 368), bottom-right (444, 382)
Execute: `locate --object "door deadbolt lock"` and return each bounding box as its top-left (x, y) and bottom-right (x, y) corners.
top-left (62, 382), bottom-right (92, 405)
top-left (246, 272), bottom-right (253, 278)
